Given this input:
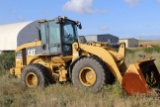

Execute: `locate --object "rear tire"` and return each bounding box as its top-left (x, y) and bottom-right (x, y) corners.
top-left (72, 57), bottom-right (106, 92)
top-left (21, 64), bottom-right (49, 88)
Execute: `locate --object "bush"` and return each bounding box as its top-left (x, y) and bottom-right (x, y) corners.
top-left (0, 52), bottom-right (15, 71)
top-left (126, 49), bottom-right (135, 54)
top-left (144, 46), bottom-right (160, 53)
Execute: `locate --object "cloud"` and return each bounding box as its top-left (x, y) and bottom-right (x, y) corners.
top-left (124, 0), bottom-right (140, 7)
top-left (99, 25), bottom-right (108, 31)
top-left (17, 15), bottom-right (24, 21)
top-left (12, 10), bottom-right (24, 21)
top-left (62, 0), bottom-right (106, 14)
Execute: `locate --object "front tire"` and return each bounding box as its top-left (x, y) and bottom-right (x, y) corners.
top-left (21, 64), bottom-right (49, 88)
top-left (72, 57), bottom-right (106, 92)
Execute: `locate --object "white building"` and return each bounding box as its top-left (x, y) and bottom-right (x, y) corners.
top-left (0, 21), bottom-right (40, 52)
top-left (119, 38), bottom-right (138, 48)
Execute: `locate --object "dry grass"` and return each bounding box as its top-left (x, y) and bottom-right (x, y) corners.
top-left (1, 50), bottom-right (160, 107)
top-left (139, 40), bottom-right (160, 46)
top-left (0, 74), bottom-right (160, 107)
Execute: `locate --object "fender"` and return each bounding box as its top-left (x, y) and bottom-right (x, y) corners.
top-left (79, 44), bottom-right (123, 84)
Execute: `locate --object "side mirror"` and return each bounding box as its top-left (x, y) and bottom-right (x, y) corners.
top-left (77, 22), bottom-right (82, 29)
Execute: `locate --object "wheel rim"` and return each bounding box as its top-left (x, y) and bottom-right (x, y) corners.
top-left (79, 67), bottom-right (96, 86)
top-left (26, 72), bottom-right (38, 88)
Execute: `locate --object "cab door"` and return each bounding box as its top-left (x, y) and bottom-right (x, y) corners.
top-left (48, 21), bottom-right (61, 54)
top-left (40, 21), bottom-right (61, 55)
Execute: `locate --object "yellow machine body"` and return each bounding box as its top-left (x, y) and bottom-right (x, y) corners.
top-left (10, 16), bottom-right (160, 95)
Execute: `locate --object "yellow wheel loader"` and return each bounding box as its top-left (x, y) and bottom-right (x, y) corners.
top-left (10, 16), bottom-right (160, 95)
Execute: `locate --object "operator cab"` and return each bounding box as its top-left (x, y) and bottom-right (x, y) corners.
top-left (39, 16), bottom-right (82, 56)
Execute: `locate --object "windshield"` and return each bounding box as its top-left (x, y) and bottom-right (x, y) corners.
top-left (62, 20), bottom-right (78, 44)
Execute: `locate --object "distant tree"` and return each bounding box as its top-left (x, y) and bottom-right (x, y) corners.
top-left (0, 52), bottom-right (14, 71)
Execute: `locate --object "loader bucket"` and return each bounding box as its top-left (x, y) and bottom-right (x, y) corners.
top-left (122, 58), bottom-right (160, 95)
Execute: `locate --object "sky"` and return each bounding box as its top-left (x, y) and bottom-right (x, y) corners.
top-left (0, 0), bottom-right (160, 40)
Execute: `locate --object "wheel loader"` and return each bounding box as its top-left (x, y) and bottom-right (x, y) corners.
top-left (10, 16), bottom-right (160, 95)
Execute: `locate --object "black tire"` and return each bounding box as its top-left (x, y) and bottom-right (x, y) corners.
top-left (102, 62), bottom-right (115, 84)
top-left (92, 57), bottom-right (115, 84)
top-left (21, 64), bottom-right (49, 88)
top-left (72, 57), bottom-right (106, 92)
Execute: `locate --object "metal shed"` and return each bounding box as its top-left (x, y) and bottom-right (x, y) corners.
top-left (0, 21), bottom-right (40, 52)
top-left (78, 36), bottom-right (87, 43)
top-left (119, 38), bottom-right (138, 48)
top-left (79, 34), bottom-right (119, 44)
